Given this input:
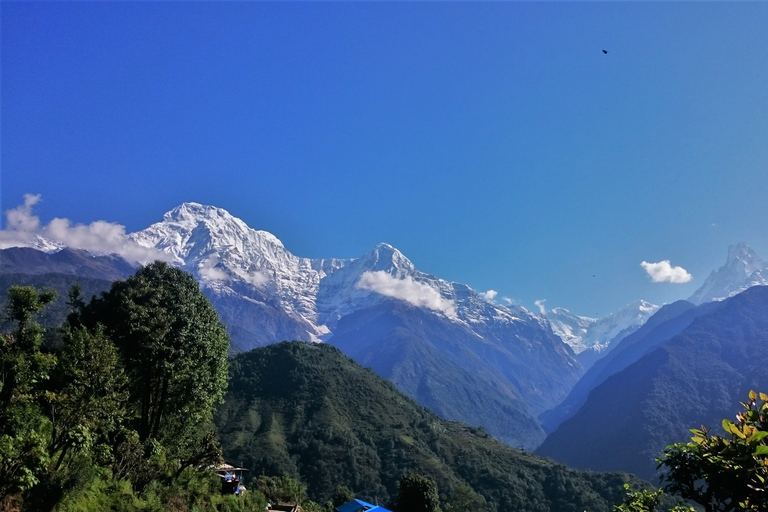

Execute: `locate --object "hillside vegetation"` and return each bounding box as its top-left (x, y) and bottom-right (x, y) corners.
top-left (217, 341), bottom-right (647, 512)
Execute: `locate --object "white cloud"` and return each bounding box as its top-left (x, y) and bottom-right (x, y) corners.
top-left (6, 194), bottom-right (42, 231)
top-left (232, 267), bottom-right (269, 287)
top-left (641, 260), bottom-right (692, 284)
top-left (535, 299), bottom-right (547, 314)
top-left (357, 271), bottom-right (456, 317)
top-left (1, 194), bottom-right (172, 264)
top-left (502, 297), bottom-right (514, 305)
top-left (198, 256), bottom-right (229, 281)
top-left (482, 289), bottom-right (498, 301)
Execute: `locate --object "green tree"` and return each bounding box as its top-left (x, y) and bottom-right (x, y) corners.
top-left (0, 286), bottom-right (57, 497)
top-left (81, 262), bottom-right (229, 469)
top-left (657, 390), bottom-right (768, 512)
top-left (332, 485), bottom-right (355, 507)
top-left (396, 473), bottom-right (441, 512)
top-left (613, 484), bottom-right (695, 512)
top-left (255, 475), bottom-right (308, 505)
top-left (0, 286), bottom-right (57, 408)
top-left (443, 484), bottom-right (486, 512)
top-left (47, 325), bottom-right (129, 471)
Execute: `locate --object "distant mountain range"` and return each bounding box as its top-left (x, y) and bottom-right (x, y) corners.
top-left (542, 301), bottom-right (660, 369)
top-left (2, 202), bottom-right (767, 453)
top-left (536, 285), bottom-right (768, 479)
top-left (2, 203), bottom-right (582, 448)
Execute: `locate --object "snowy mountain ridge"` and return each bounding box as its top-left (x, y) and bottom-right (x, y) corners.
top-left (543, 300), bottom-right (659, 358)
top-left (127, 202), bottom-right (536, 344)
top-left (688, 242), bottom-right (768, 305)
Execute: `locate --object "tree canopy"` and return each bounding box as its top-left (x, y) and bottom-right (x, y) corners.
top-left (1, 263), bottom-right (234, 510)
top-left (80, 261), bottom-right (229, 463)
top-left (396, 473), bottom-right (441, 512)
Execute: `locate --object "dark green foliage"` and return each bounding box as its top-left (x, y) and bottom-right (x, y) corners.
top-left (658, 391), bottom-right (768, 512)
top-left (614, 484), bottom-right (664, 512)
top-left (613, 484), bottom-right (695, 512)
top-left (0, 286), bottom-right (57, 495)
top-left (55, 467), bottom-right (268, 512)
top-left (443, 484), bottom-right (486, 512)
top-left (396, 473), bottom-right (441, 512)
top-left (1, 268), bottom-right (236, 510)
top-left (333, 485), bottom-right (355, 507)
top-left (217, 341), bottom-right (648, 512)
top-left (255, 474), bottom-right (308, 504)
top-left (81, 261), bottom-right (230, 467)
top-left (47, 325), bottom-right (129, 471)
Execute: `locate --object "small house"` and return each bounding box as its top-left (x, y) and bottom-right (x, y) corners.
top-left (214, 463), bottom-right (248, 495)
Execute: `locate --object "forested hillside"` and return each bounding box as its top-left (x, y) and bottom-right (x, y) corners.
top-left (216, 341), bottom-right (647, 512)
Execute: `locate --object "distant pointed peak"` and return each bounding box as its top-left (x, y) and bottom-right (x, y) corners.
top-left (362, 242), bottom-right (415, 273)
top-left (372, 242), bottom-right (400, 255)
top-left (726, 242), bottom-right (763, 266)
top-left (613, 299), bottom-right (659, 314)
top-left (163, 202), bottom-right (234, 222)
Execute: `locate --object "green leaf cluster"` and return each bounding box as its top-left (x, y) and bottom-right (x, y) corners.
top-left (657, 390), bottom-right (768, 512)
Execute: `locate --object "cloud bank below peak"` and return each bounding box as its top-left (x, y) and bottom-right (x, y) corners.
top-left (1, 194), bottom-right (172, 264)
top-left (356, 270), bottom-right (456, 317)
top-left (641, 259), bottom-right (692, 284)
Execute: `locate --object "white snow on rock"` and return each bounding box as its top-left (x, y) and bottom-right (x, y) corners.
top-left (127, 203), bottom-right (542, 346)
top-left (688, 243), bottom-right (768, 305)
top-left (543, 300), bottom-right (659, 356)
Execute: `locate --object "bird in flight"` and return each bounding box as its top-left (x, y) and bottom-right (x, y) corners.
top-left (602, 50), bottom-right (608, 54)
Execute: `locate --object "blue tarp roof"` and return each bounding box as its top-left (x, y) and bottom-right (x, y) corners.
top-left (336, 499), bottom-right (392, 512)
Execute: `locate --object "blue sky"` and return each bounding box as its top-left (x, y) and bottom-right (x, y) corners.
top-left (2, 1), bottom-right (767, 317)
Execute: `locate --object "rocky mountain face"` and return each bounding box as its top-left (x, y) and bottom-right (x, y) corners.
top-left (536, 285), bottom-right (768, 479)
top-left (688, 242), bottom-right (768, 305)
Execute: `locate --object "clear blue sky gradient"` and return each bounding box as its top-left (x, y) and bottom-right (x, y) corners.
top-left (3, 2), bottom-right (767, 316)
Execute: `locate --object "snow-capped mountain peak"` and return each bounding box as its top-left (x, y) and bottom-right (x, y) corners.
top-left (357, 242), bottom-right (417, 275)
top-left (126, 203), bottom-right (553, 346)
top-left (688, 243), bottom-right (768, 304)
top-left (130, 202), bottom-right (291, 269)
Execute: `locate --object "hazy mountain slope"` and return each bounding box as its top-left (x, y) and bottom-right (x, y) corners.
top-left (544, 301), bottom-right (659, 370)
top-left (329, 300), bottom-right (548, 449)
top-left (539, 299), bottom-right (705, 433)
top-left (0, 247), bottom-right (136, 281)
top-left (689, 243), bottom-right (768, 304)
top-left (0, 272), bottom-right (117, 346)
top-left (536, 285), bottom-right (768, 479)
top-left (0, 247), bottom-right (137, 345)
top-left (216, 342), bottom-right (648, 512)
